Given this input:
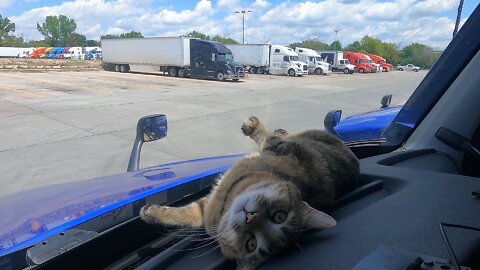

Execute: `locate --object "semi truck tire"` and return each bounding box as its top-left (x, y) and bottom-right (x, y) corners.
top-left (120, 65), bottom-right (129, 73)
top-left (216, 71), bottom-right (225, 81)
top-left (257, 67), bottom-right (265, 74)
top-left (178, 68), bottom-right (186, 78)
top-left (114, 64), bottom-right (121, 72)
top-left (343, 68), bottom-right (349, 74)
top-left (249, 67), bottom-right (257, 74)
top-left (169, 67), bottom-right (178, 77)
top-left (315, 68), bottom-right (322, 75)
top-left (288, 69), bottom-right (296, 76)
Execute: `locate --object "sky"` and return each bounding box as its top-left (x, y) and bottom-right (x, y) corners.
top-left (0, 0), bottom-right (479, 49)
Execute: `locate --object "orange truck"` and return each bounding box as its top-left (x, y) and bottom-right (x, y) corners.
top-left (343, 51), bottom-right (371, 73)
top-left (368, 54), bottom-right (392, 72)
top-left (27, 47), bottom-right (47, 59)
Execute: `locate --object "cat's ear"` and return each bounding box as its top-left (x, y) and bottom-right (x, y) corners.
top-left (300, 201), bottom-right (337, 229)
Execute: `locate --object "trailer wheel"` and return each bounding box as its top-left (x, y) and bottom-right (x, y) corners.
top-left (178, 68), bottom-right (186, 78)
top-left (114, 64), bottom-right (121, 72)
top-left (315, 68), bottom-right (322, 75)
top-left (343, 68), bottom-right (349, 74)
top-left (169, 67), bottom-right (178, 77)
top-left (288, 69), bottom-right (296, 76)
top-left (216, 71), bottom-right (225, 81)
top-left (257, 67), bottom-right (265, 74)
top-left (249, 67), bottom-right (257, 74)
top-left (358, 68), bottom-right (364, 73)
top-left (120, 65), bottom-right (129, 73)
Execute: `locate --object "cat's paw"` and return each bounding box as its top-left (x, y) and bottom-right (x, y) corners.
top-left (241, 116), bottom-right (260, 136)
top-left (140, 204), bottom-right (168, 224)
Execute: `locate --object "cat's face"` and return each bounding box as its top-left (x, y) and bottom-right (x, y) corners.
top-left (217, 180), bottom-right (336, 270)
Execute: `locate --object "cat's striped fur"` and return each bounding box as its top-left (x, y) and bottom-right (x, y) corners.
top-left (140, 116), bottom-right (360, 270)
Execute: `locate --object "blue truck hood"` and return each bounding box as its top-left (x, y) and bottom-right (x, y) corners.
top-left (0, 154), bottom-right (243, 255)
top-left (335, 106), bottom-right (402, 142)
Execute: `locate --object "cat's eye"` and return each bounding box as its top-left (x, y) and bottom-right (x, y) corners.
top-left (271, 210), bottom-right (287, 224)
top-left (245, 237), bottom-right (257, 252)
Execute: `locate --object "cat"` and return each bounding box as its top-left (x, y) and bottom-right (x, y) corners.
top-left (140, 116), bottom-right (360, 270)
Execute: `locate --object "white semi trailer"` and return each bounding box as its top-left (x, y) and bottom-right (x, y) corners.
top-left (102, 37), bottom-right (244, 81)
top-left (226, 44), bottom-right (308, 76)
top-left (294, 47), bottom-right (331, 75)
top-left (0, 47), bottom-right (31, 58)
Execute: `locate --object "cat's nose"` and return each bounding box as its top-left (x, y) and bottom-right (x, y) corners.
top-left (245, 211), bottom-right (258, 224)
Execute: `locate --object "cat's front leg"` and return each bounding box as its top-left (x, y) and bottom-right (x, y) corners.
top-left (241, 116), bottom-right (273, 147)
top-left (140, 197), bottom-right (208, 227)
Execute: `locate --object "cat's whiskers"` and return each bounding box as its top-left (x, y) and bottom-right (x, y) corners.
top-left (188, 244), bottom-right (220, 259)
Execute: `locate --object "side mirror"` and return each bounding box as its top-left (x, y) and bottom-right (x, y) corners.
top-left (381, 95), bottom-right (392, 108)
top-left (127, 114), bottom-right (167, 172)
top-left (324, 110), bottom-right (342, 138)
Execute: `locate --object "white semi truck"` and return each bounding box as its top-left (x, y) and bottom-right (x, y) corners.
top-left (102, 37), bottom-right (244, 81)
top-left (317, 51), bottom-right (356, 74)
top-left (0, 47), bottom-right (31, 58)
top-left (294, 47), bottom-right (331, 75)
top-left (226, 44), bottom-right (308, 76)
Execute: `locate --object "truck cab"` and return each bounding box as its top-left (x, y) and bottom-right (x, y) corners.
top-left (269, 45), bottom-right (308, 76)
top-left (294, 47), bottom-right (331, 75)
top-left (188, 39), bottom-right (244, 81)
top-left (364, 54), bottom-right (380, 73)
top-left (318, 51), bottom-right (355, 74)
top-left (368, 53), bottom-right (392, 72)
top-left (344, 51), bottom-right (371, 73)
top-left (28, 47), bottom-right (46, 59)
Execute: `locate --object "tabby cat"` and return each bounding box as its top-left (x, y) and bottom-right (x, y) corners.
top-left (140, 116), bottom-right (360, 269)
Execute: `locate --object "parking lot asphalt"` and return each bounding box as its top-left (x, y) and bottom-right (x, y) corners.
top-left (0, 70), bottom-right (427, 196)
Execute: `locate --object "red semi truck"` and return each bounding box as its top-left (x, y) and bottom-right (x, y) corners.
top-left (343, 51), bottom-right (371, 73)
top-left (368, 53), bottom-right (392, 72)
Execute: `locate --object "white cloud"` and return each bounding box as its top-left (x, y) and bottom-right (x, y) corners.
top-left (8, 0), bottom-right (463, 49)
top-left (0, 0), bottom-right (14, 10)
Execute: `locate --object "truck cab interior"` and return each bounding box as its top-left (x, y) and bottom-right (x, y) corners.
top-left (2, 5), bottom-right (480, 270)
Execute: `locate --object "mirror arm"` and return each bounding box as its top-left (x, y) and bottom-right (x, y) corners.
top-left (127, 138), bottom-right (143, 172)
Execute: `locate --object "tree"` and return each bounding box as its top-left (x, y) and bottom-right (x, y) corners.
top-left (27, 40), bottom-right (50, 47)
top-left (101, 31), bottom-right (144, 40)
top-left (401, 43), bottom-right (440, 68)
top-left (211, 35), bottom-right (239, 44)
top-left (183, 31), bottom-right (210, 40)
top-left (100, 34), bottom-right (120, 39)
top-left (0, 14), bottom-right (16, 41)
top-left (63, 32), bottom-right (87, 46)
top-left (37, 15), bottom-right (77, 46)
top-left (0, 36), bottom-right (24, 47)
top-left (86, 40), bottom-right (100, 46)
top-left (359, 36), bottom-right (384, 55)
top-left (120, 31), bottom-right (143, 38)
top-left (344, 41), bottom-right (362, 52)
top-left (329, 40), bottom-right (342, 50)
top-left (289, 40), bottom-right (330, 50)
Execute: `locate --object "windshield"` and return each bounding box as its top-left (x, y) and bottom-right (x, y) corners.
top-left (218, 53), bottom-right (233, 61)
top-left (0, 0), bottom-right (477, 259)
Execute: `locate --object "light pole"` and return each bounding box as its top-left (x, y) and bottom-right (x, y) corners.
top-left (334, 29), bottom-right (341, 41)
top-left (235, 10), bottom-right (252, 44)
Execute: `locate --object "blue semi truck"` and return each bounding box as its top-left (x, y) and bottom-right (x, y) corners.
top-left (101, 37), bottom-right (245, 81)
